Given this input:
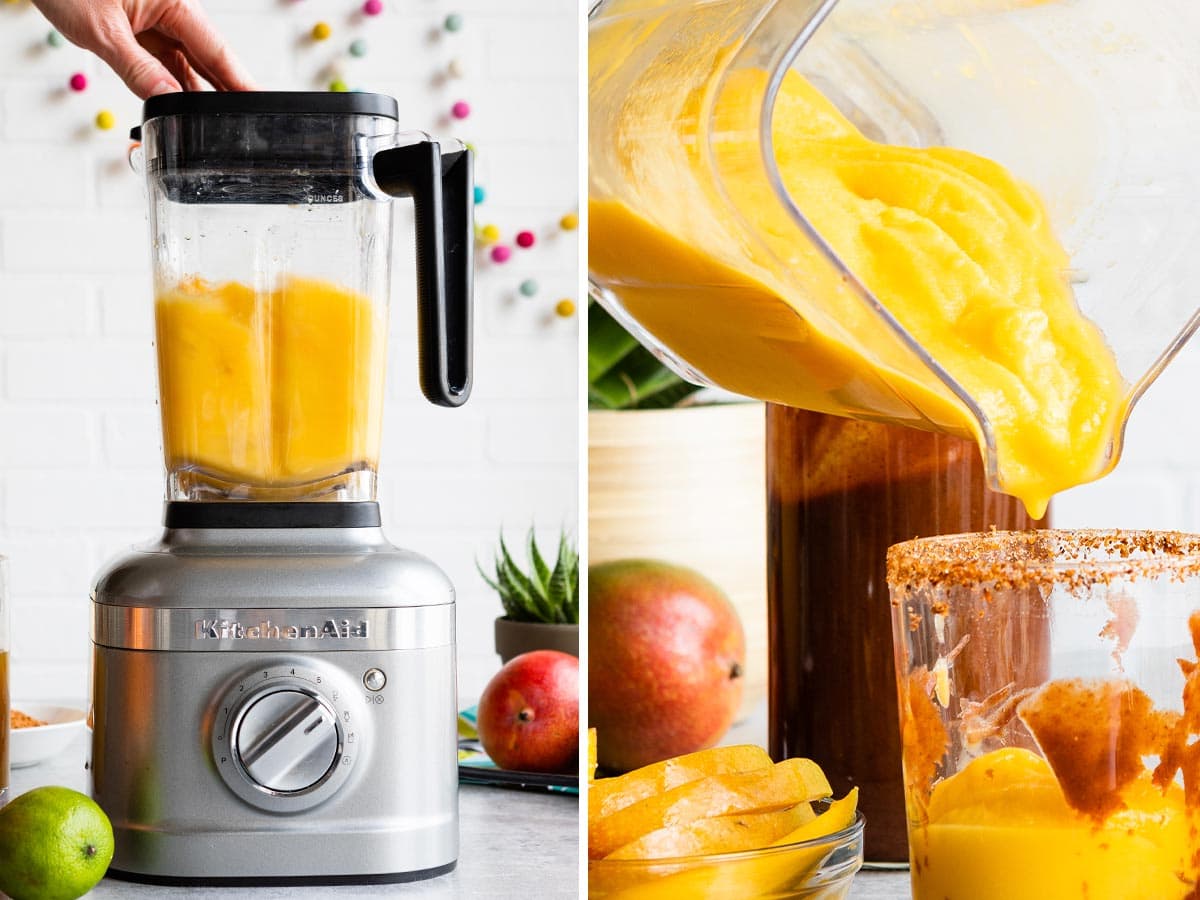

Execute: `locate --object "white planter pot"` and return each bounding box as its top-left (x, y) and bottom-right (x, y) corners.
top-left (588, 403), bottom-right (768, 717)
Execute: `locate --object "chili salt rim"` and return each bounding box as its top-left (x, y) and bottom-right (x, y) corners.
top-left (886, 529), bottom-right (1200, 594)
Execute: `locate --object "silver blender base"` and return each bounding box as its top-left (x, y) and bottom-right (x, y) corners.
top-left (90, 503), bottom-right (460, 883)
top-left (106, 862), bottom-right (457, 888)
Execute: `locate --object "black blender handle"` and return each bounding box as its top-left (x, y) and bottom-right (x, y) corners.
top-left (373, 141), bottom-right (473, 407)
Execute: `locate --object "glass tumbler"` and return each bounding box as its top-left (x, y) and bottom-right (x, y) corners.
top-left (888, 530), bottom-right (1200, 900)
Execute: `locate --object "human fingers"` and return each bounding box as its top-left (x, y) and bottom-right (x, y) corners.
top-left (91, 10), bottom-right (181, 98)
top-left (153, 0), bottom-right (256, 92)
top-left (138, 30), bottom-right (206, 93)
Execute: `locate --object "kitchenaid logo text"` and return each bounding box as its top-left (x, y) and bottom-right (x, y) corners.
top-left (194, 618), bottom-right (370, 641)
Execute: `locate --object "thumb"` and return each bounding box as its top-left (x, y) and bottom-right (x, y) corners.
top-left (92, 15), bottom-right (181, 99)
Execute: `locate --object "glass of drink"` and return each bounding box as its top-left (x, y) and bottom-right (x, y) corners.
top-left (767, 407), bottom-right (1043, 863)
top-left (888, 530), bottom-right (1200, 899)
top-left (0, 556), bottom-right (9, 805)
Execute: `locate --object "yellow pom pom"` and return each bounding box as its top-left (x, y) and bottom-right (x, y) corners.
top-left (480, 224), bottom-right (501, 244)
top-left (312, 21), bottom-right (332, 40)
top-left (95, 110), bottom-right (116, 131)
top-left (555, 299), bottom-right (576, 318)
top-left (559, 212), bottom-right (578, 231)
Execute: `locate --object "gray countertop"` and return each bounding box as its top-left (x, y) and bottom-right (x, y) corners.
top-left (10, 731), bottom-right (579, 899)
top-left (10, 709), bottom-right (912, 898)
top-left (851, 871), bottom-right (911, 898)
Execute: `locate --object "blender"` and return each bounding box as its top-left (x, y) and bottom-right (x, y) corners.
top-left (90, 93), bottom-right (472, 883)
top-left (590, 0), bottom-right (1200, 863)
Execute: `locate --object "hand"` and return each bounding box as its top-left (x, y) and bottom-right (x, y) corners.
top-left (32, 0), bottom-right (255, 99)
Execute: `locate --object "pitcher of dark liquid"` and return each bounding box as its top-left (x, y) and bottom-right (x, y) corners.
top-left (766, 408), bottom-right (1046, 861)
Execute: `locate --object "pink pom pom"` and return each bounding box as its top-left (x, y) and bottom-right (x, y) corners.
top-left (451, 100), bottom-right (470, 120)
top-left (490, 245), bottom-right (512, 264)
top-left (515, 230), bottom-right (536, 249)
top-left (69, 72), bottom-right (88, 92)
top-left (363, 0), bottom-right (383, 14)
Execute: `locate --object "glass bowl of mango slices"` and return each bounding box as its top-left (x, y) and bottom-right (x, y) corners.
top-left (587, 735), bottom-right (863, 899)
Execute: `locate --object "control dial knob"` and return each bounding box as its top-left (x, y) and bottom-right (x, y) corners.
top-left (232, 689), bottom-right (340, 793)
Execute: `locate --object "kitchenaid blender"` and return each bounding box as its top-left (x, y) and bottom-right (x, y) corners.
top-left (90, 93), bottom-right (472, 884)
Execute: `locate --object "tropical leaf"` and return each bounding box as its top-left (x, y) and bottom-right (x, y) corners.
top-left (588, 301), bottom-right (703, 410)
top-left (587, 299), bottom-right (640, 383)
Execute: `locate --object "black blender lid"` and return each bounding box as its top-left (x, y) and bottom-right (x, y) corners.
top-left (131, 91), bottom-right (399, 141)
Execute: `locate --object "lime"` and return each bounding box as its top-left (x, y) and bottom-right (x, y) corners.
top-left (0, 786), bottom-right (114, 900)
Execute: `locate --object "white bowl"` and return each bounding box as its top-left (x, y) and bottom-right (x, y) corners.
top-left (9, 703), bottom-right (88, 769)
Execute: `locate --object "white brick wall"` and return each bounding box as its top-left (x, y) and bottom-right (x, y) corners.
top-left (0, 0), bottom-right (579, 705)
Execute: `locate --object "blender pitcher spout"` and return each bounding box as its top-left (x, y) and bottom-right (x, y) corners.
top-left (372, 139), bottom-right (474, 408)
top-left (589, 0), bottom-right (1200, 513)
top-left (128, 142), bottom-right (145, 176)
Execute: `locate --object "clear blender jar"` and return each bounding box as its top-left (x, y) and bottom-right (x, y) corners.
top-left (133, 93), bottom-right (471, 501)
top-left (589, 0), bottom-right (1200, 506)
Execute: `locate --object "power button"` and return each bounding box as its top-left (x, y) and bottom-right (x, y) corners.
top-left (363, 668), bottom-right (387, 692)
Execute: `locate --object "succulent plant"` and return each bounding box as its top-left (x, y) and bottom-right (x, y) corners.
top-left (479, 530), bottom-right (579, 625)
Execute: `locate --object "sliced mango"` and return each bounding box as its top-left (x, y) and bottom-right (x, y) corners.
top-left (771, 787), bottom-right (859, 847)
top-left (589, 758), bottom-right (831, 860)
top-left (588, 790), bottom-right (860, 899)
top-left (607, 802), bottom-right (816, 860)
top-left (590, 744), bottom-right (772, 821)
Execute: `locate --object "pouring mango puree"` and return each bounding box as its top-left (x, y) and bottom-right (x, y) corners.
top-left (155, 276), bottom-right (385, 487)
top-left (589, 67), bottom-right (1125, 519)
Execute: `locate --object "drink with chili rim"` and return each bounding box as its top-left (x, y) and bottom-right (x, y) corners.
top-left (889, 530), bottom-right (1200, 899)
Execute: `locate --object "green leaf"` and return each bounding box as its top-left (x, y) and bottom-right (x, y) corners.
top-left (589, 343), bottom-right (702, 410)
top-left (565, 549), bottom-right (579, 625)
top-left (495, 552), bottom-right (539, 621)
top-left (547, 535), bottom-right (579, 625)
top-left (528, 528), bottom-right (553, 595)
top-left (587, 383), bottom-right (622, 410)
top-left (632, 378), bottom-right (704, 410)
top-left (500, 535), bottom-right (553, 621)
top-left (502, 534), bottom-right (546, 602)
top-left (587, 300), bottom-right (640, 383)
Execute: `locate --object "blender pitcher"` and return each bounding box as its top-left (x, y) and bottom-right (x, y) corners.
top-left (589, 0), bottom-right (1200, 508)
top-left (132, 92), bottom-right (472, 501)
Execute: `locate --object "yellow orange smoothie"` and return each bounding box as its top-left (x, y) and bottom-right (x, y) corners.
top-left (911, 748), bottom-right (1191, 900)
top-left (589, 62), bottom-right (1125, 518)
top-left (155, 276), bottom-right (385, 489)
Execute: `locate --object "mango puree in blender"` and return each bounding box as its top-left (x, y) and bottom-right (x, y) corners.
top-left (589, 67), bottom-right (1125, 519)
top-left (155, 276), bottom-right (385, 490)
